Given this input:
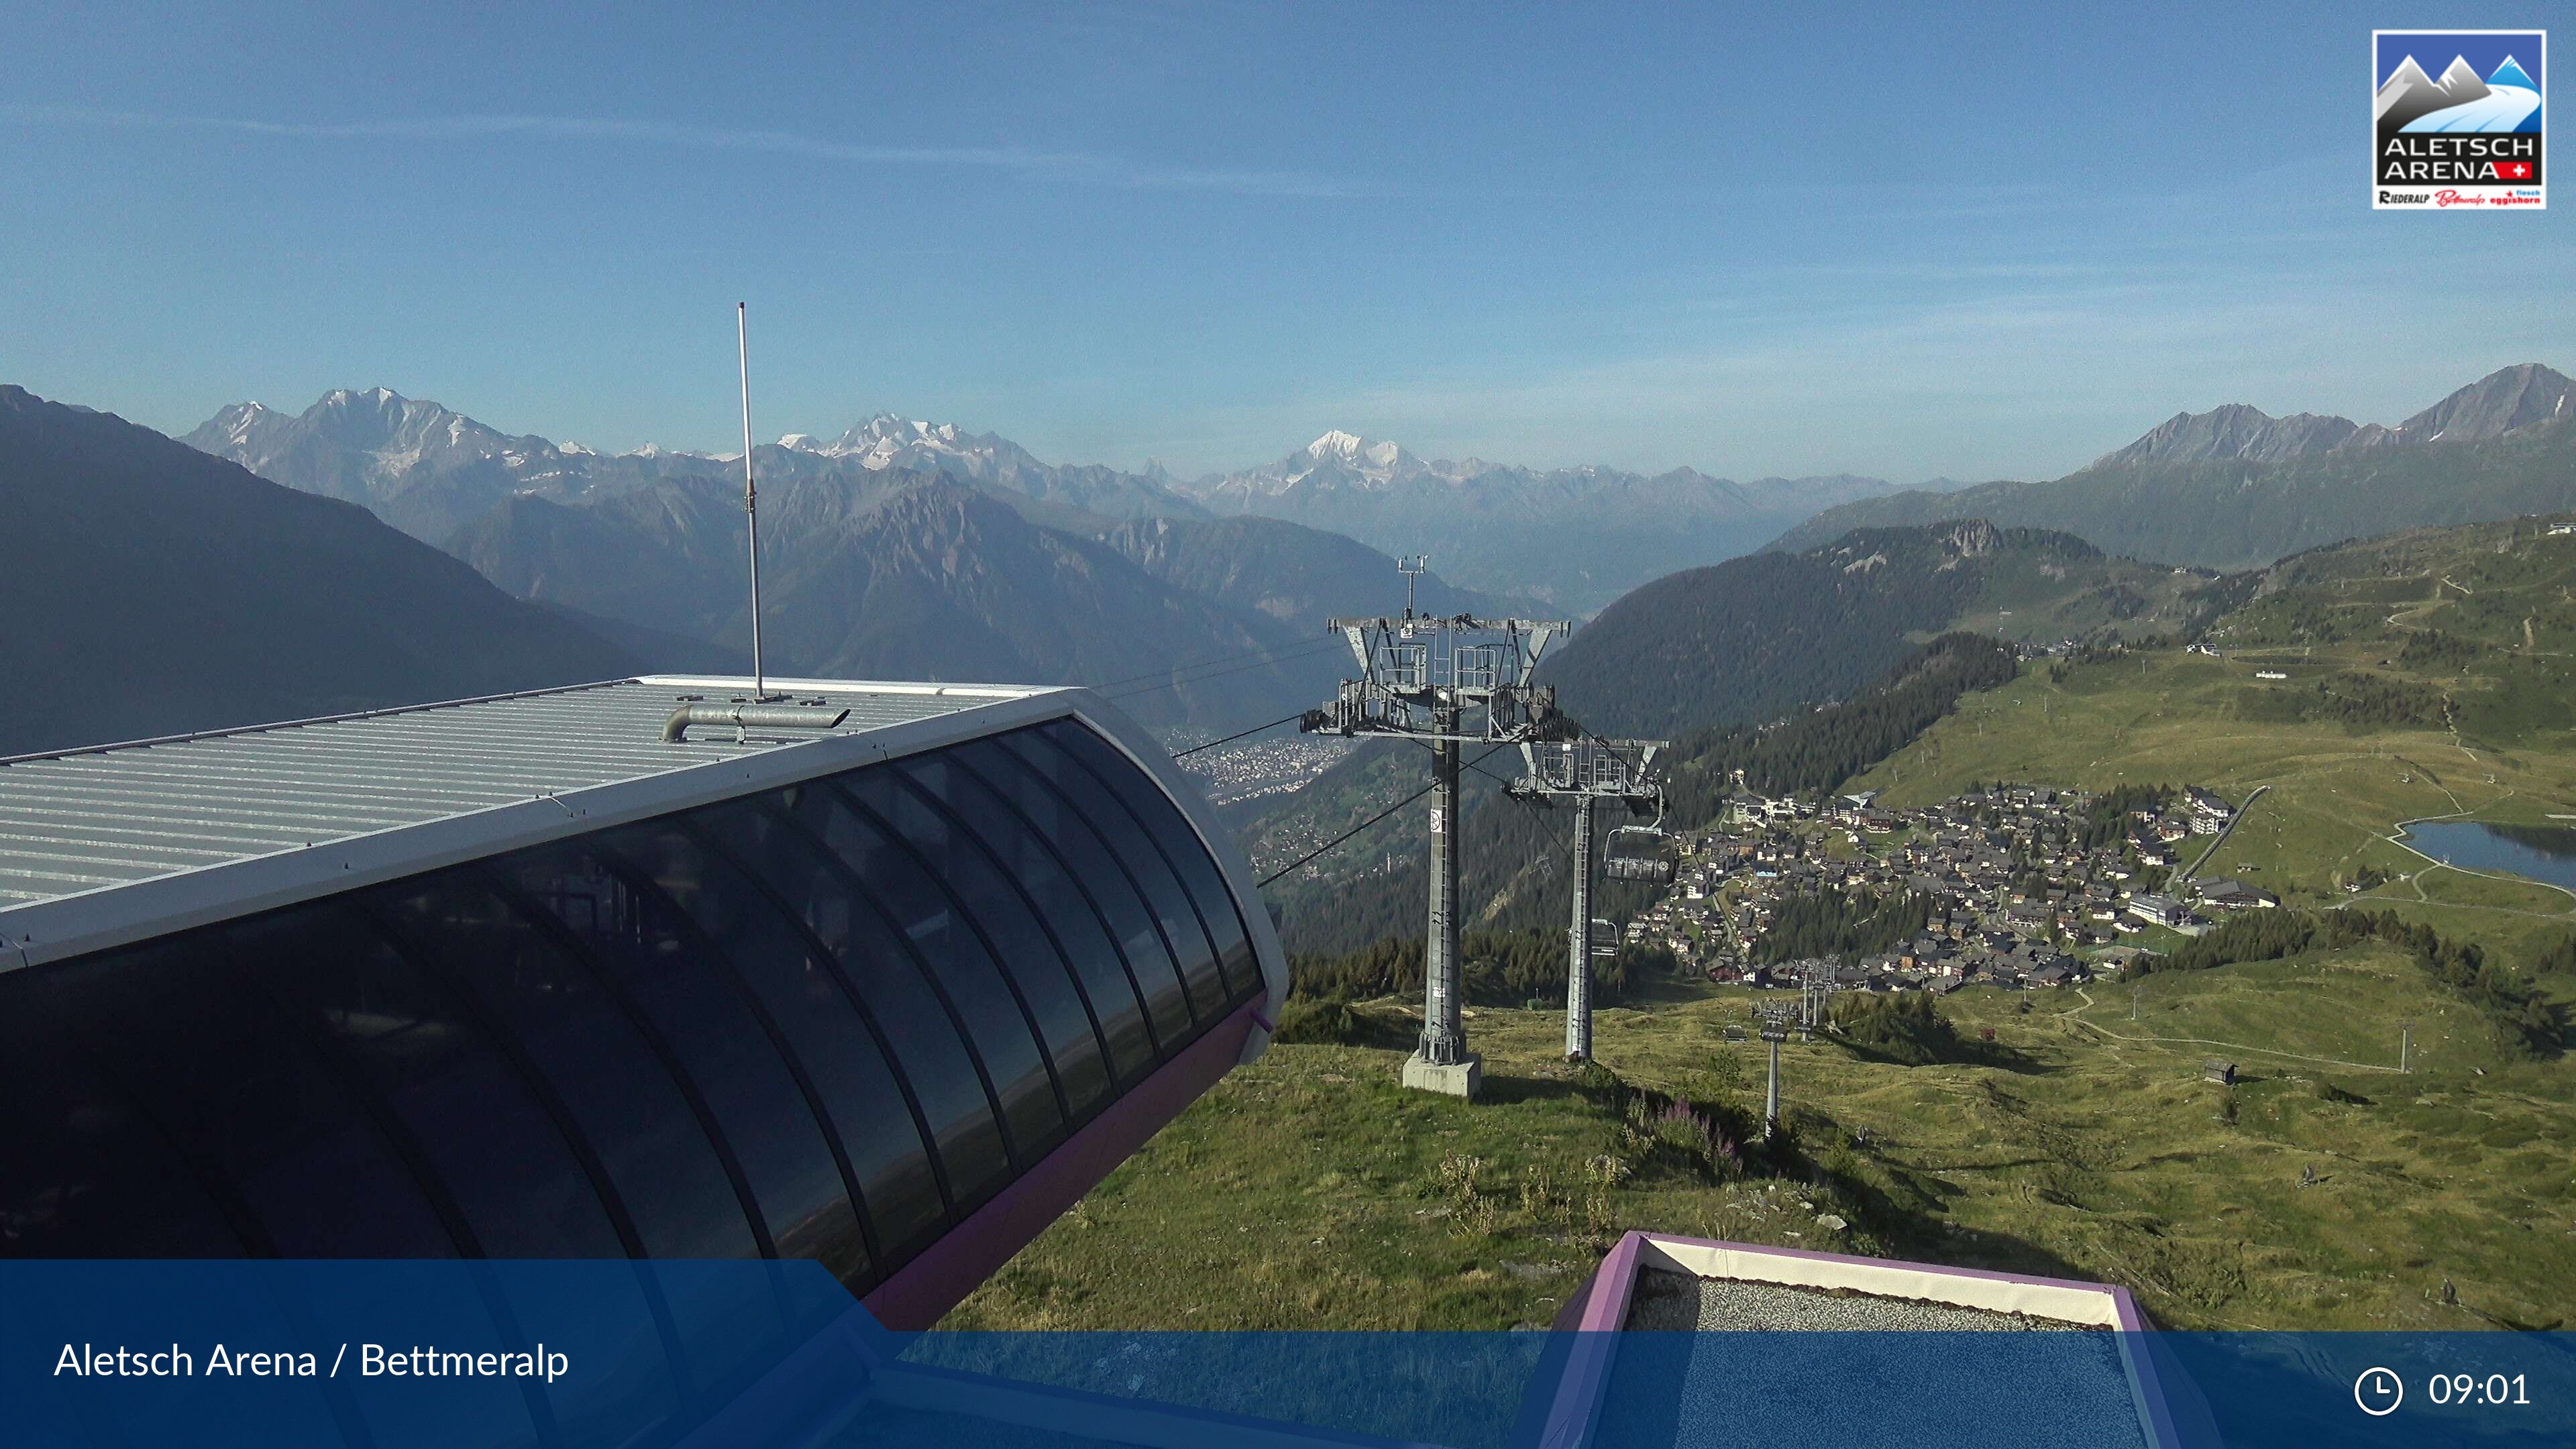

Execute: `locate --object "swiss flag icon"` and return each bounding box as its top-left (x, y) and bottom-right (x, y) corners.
top-left (2498, 160), bottom-right (2534, 180)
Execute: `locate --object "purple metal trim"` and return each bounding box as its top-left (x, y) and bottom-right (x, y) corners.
top-left (1524, 1230), bottom-right (1653, 1449)
top-left (1575, 1230), bottom-right (1651, 1332)
top-left (862, 997), bottom-right (1263, 1330)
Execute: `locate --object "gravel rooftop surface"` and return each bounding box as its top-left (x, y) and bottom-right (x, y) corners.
top-left (1624, 1269), bottom-right (2095, 1332)
top-left (1604, 1271), bottom-right (2145, 1448)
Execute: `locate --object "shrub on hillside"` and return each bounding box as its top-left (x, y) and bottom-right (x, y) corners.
top-left (1271, 998), bottom-right (1368, 1045)
top-left (1832, 992), bottom-right (1968, 1065)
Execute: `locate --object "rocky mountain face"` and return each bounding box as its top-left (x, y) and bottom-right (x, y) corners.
top-left (1771, 365), bottom-right (2576, 567)
top-left (0, 386), bottom-right (644, 757)
top-left (2095, 404), bottom-right (2361, 466)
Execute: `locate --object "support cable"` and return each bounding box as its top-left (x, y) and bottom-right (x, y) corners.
top-left (1171, 712), bottom-right (1309, 759)
top-left (1256, 743), bottom-right (1509, 888)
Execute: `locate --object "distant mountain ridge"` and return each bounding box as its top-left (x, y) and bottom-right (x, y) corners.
top-left (183, 389), bottom-right (1208, 543)
top-left (1773, 364), bottom-right (2575, 566)
top-left (1170, 429), bottom-right (1907, 611)
top-left (2095, 364), bottom-right (2571, 468)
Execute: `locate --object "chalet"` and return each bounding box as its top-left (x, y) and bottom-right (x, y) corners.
top-left (2185, 788), bottom-right (2235, 832)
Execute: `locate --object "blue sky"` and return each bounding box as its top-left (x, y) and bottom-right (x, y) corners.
top-left (3, 1), bottom-right (2567, 482)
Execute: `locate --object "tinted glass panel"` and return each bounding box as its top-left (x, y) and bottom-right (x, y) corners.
top-left (704, 794), bottom-right (1006, 1224)
top-left (951, 737), bottom-right (1189, 1064)
top-left (0, 968), bottom-right (244, 1258)
top-left (230, 902), bottom-right (627, 1260)
top-left (1044, 721), bottom-right (1263, 1007)
top-left (799, 782), bottom-right (1066, 1166)
top-left (506, 835), bottom-right (869, 1287)
top-left (369, 873), bottom-right (758, 1264)
top-left (1002, 727), bottom-right (1220, 1024)
top-left (45, 936), bottom-right (457, 1258)
top-left (882, 759), bottom-right (1121, 1110)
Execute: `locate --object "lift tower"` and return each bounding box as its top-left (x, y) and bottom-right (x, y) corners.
top-left (1507, 737), bottom-right (1667, 1063)
top-left (1303, 591), bottom-right (1572, 1099)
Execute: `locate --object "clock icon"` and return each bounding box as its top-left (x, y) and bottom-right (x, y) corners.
top-left (2356, 1366), bottom-right (2404, 1417)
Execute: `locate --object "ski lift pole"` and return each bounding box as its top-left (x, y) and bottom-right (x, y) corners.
top-left (1566, 794), bottom-right (1595, 1061)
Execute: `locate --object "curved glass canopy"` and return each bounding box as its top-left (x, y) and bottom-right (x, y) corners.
top-left (0, 719), bottom-right (1265, 1299)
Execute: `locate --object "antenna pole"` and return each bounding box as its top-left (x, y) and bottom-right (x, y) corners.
top-left (737, 302), bottom-right (767, 699)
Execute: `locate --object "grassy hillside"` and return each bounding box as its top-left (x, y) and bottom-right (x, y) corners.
top-left (947, 957), bottom-right (2572, 1332)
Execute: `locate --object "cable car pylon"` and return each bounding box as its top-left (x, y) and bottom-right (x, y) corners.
top-left (1507, 735), bottom-right (1669, 1063)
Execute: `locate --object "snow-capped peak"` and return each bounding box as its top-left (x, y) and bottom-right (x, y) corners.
top-left (777, 433), bottom-right (816, 450)
top-left (559, 440), bottom-right (595, 456)
top-left (2437, 54), bottom-right (2488, 96)
top-left (1307, 429), bottom-right (1366, 460)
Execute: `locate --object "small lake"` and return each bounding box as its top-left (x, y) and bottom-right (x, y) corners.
top-left (2396, 820), bottom-right (2576, 892)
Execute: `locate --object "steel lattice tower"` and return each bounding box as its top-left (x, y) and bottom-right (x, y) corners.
top-left (1301, 588), bottom-right (1572, 1099)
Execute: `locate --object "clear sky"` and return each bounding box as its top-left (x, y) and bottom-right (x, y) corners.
top-left (3, 1), bottom-right (2567, 482)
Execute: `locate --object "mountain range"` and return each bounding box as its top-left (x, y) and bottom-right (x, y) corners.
top-left (184, 392), bottom-right (1907, 616)
top-left (1772, 364), bottom-right (2575, 566)
top-left (182, 390), bottom-right (1212, 545)
top-left (0, 386), bottom-right (644, 758)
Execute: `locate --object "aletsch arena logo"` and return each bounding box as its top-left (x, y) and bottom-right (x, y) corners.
top-left (2373, 30), bottom-right (2546, 209)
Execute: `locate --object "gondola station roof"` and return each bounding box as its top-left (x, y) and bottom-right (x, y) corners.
top-left (0, 675), bottom-right (1285, 1334)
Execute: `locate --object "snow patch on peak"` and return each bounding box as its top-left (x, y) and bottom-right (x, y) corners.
top-left (1307, 429), bottom-right (1366, 458)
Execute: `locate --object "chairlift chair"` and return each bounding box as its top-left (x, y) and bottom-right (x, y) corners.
top-left (1602, 814), bottom-right (1674, 884)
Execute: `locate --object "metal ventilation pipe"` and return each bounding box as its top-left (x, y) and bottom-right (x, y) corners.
top-left (662, 704), bottom-right (849, 743)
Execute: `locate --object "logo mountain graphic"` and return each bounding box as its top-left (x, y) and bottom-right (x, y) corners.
top-left (2377, 50), bottom-right (2542, 136)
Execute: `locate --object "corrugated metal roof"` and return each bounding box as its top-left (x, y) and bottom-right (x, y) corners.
top-left (0, 675), bottom-right (1037, 916)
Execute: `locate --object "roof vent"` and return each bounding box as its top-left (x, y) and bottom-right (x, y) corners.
top-left (663, 704), bottom-right (850, 744)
